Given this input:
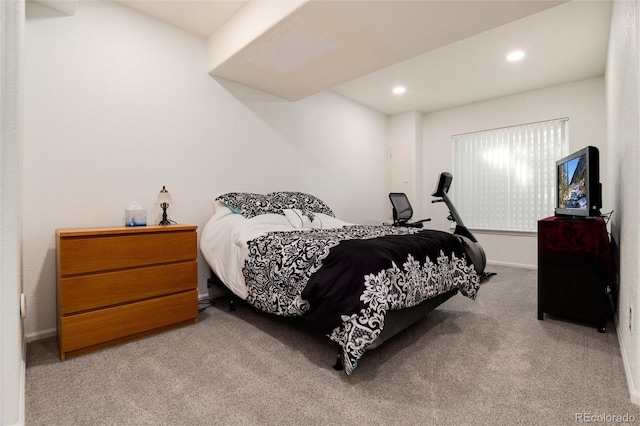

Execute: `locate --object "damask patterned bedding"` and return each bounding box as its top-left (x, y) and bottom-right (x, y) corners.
top-left (200, 192), bottom-right (480, 374)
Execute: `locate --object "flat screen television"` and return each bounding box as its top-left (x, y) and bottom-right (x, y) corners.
top-left (555, 146), bottom-right (601, 218)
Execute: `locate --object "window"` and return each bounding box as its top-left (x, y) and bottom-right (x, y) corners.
top-left (452, 119), bottom-right (568, 232)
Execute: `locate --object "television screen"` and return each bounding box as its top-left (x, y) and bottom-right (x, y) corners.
top-left (555, 146), bottom-right (601, 218)
top-left (557, 154), bottom-right (587, 210)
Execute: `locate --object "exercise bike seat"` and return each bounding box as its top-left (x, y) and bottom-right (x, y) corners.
top-left (389, 193), bottom-right (431, 228)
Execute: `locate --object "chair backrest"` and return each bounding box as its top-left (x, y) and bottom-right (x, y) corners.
top-left (389, 193), bottom-right (413, 222)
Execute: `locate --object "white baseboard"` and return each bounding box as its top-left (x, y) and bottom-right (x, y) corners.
top-left (615, 317), bottom-right (640, 406)
top-left (25, 328), bottom-right (56, 343)
top-left (486, 260), bottom-right (537, 270)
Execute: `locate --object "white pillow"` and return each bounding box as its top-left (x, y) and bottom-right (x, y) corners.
top-left (213, 199), bottom-right (227, 213)
top-left (283, 209), bottom-right (322, 229)
top-left (313, 213), bottom-right (354, 229)
top-left (247, 213), bottom-right (293, 227)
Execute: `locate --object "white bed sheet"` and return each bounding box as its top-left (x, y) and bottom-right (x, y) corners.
top-left (200, 207), bottom-right (354, 299)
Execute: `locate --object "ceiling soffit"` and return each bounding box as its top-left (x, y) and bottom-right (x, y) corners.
top-left (207, 0), bottom-right (566, 101)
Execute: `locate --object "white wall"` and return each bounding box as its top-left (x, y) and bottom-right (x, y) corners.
top-left (1, 1), bottom-right (25, 424)
top-left (24, 1), bottom-right (388, 339)
top-left (421, 77), bottom-right (607, 268)
top-left (607, 0), bottom-right (640, 405)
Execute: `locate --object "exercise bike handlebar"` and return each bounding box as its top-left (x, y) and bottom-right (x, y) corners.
top-left (431, 172), bottom-right (478, 243)
top-left (434, 193), bottom-right (466, 228)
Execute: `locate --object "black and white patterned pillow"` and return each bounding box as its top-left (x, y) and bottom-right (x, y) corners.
top-left (215, 192), bottom-right (277, 218)
top-left (268, 191), bottom-right (335, 217)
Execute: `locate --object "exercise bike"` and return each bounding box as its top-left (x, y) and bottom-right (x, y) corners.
top-left (431, 172), bottom-right (495, 281)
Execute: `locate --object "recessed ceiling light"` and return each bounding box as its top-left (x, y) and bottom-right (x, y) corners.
top-left (507, 50), bottom-right (525, 62)
top-left (393, 86), bottom-right (406, 95)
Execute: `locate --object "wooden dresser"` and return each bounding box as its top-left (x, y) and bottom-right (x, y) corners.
top-left (56, 225), bottom-right (198, 360)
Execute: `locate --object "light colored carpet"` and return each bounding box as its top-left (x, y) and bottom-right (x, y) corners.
top-left (26, 265), bottom-right (640, 425)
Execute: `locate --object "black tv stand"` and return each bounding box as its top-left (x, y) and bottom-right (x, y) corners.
top-left (537, 216), bottom-right (615, 332)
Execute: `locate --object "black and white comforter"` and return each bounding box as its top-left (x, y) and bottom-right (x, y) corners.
top-left (200, 197), bottom-right (480, 375)
top-left (242, 225), bottom-right (479, 375)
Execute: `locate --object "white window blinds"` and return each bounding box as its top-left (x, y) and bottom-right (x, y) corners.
top-left (452, 119), bottom-right (568, 232)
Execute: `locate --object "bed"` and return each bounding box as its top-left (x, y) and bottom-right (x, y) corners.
top-left (200, 191), bottom-right (480, 375)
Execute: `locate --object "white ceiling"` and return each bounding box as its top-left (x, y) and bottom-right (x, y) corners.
top-left (117, 0), bottom-right (248, 38)
top-left (114, 0), bottom-right (612, 115)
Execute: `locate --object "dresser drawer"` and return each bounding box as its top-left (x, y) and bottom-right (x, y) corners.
top-left (60, 290), bottom-right (198, 355)
top-left (58, 230), bottom-right (196, 275)
top-left (59, 261), bottom-right (197, 315)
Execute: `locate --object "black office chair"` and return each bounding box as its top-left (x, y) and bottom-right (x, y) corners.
top-left (389, 193), bottom-right (431, 228)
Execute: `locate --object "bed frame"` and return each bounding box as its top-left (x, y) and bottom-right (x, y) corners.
top-left (207, 270), bottom-right (458, 371)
